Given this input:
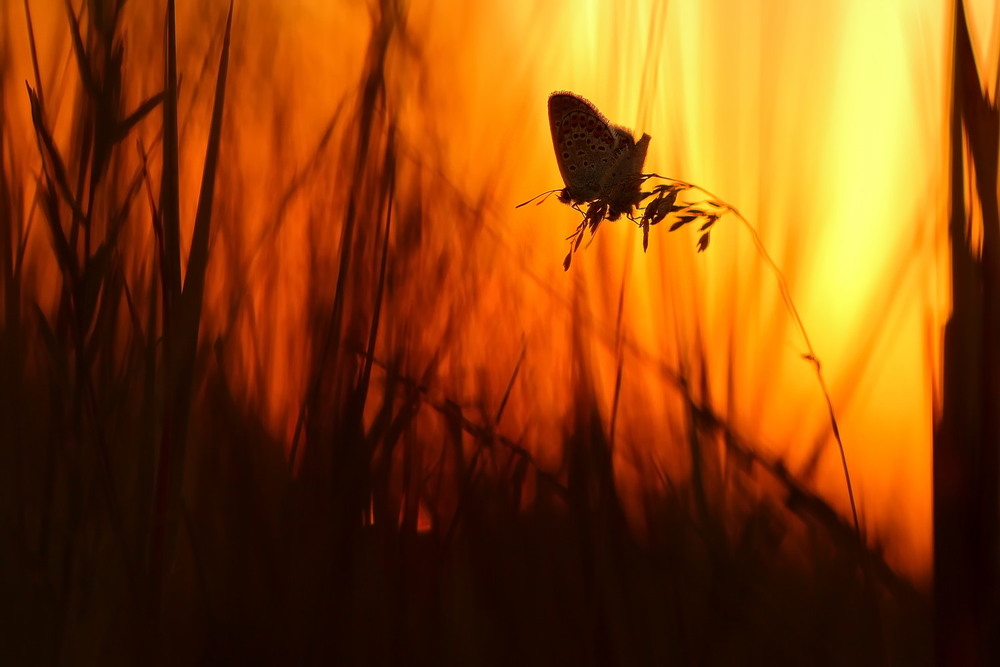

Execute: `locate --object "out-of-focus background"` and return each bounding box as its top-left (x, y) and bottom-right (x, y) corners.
top-left (1, 0), bottom-right (995, 664)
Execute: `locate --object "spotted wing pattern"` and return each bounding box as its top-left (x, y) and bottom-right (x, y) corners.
top-left (548, 92), bottom-right (628, 202)
top-left (547, 92), bottom-right (648, 216)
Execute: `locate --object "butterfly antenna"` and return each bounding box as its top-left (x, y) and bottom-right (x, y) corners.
top-left (515, 188), bottom-right (563, 208)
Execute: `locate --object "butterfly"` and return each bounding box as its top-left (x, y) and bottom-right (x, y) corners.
top-left (548, 92), bottom-right (651, 220)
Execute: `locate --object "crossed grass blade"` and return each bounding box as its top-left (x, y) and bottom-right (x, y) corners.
top-left (149, 0), bottom-right (233, 626)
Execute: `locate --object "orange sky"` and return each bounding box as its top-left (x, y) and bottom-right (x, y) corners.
top-left (4, 0), bottom-right (991, 584)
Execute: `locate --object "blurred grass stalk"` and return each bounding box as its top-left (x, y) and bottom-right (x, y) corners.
top-left (148, 0), bottom-right (233, 626)
top-left (934, 1), bottom-right (1000, 665)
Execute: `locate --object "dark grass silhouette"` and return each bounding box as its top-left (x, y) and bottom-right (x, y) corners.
top-left (934, 1), bottom-right (1000, 665)
top-left (0, 1), bottom-right (944, 665)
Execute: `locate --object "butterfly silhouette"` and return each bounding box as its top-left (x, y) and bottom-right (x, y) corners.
top-left (548, 92), bottom-right (651, 220)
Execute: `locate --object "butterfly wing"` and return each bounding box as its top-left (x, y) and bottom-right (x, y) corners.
top-left (548, 93), bottom-right (623, 202)
top-left (603, 131), bottom-right (647, 187)
top-left (603, 133), bottom-right (651, 218)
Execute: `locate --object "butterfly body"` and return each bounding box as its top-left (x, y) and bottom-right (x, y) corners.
top-left (548, 92), bottom-right (650, 219)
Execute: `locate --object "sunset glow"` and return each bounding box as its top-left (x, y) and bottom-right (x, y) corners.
top-left (2, 0), bottom-right (982, 615)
